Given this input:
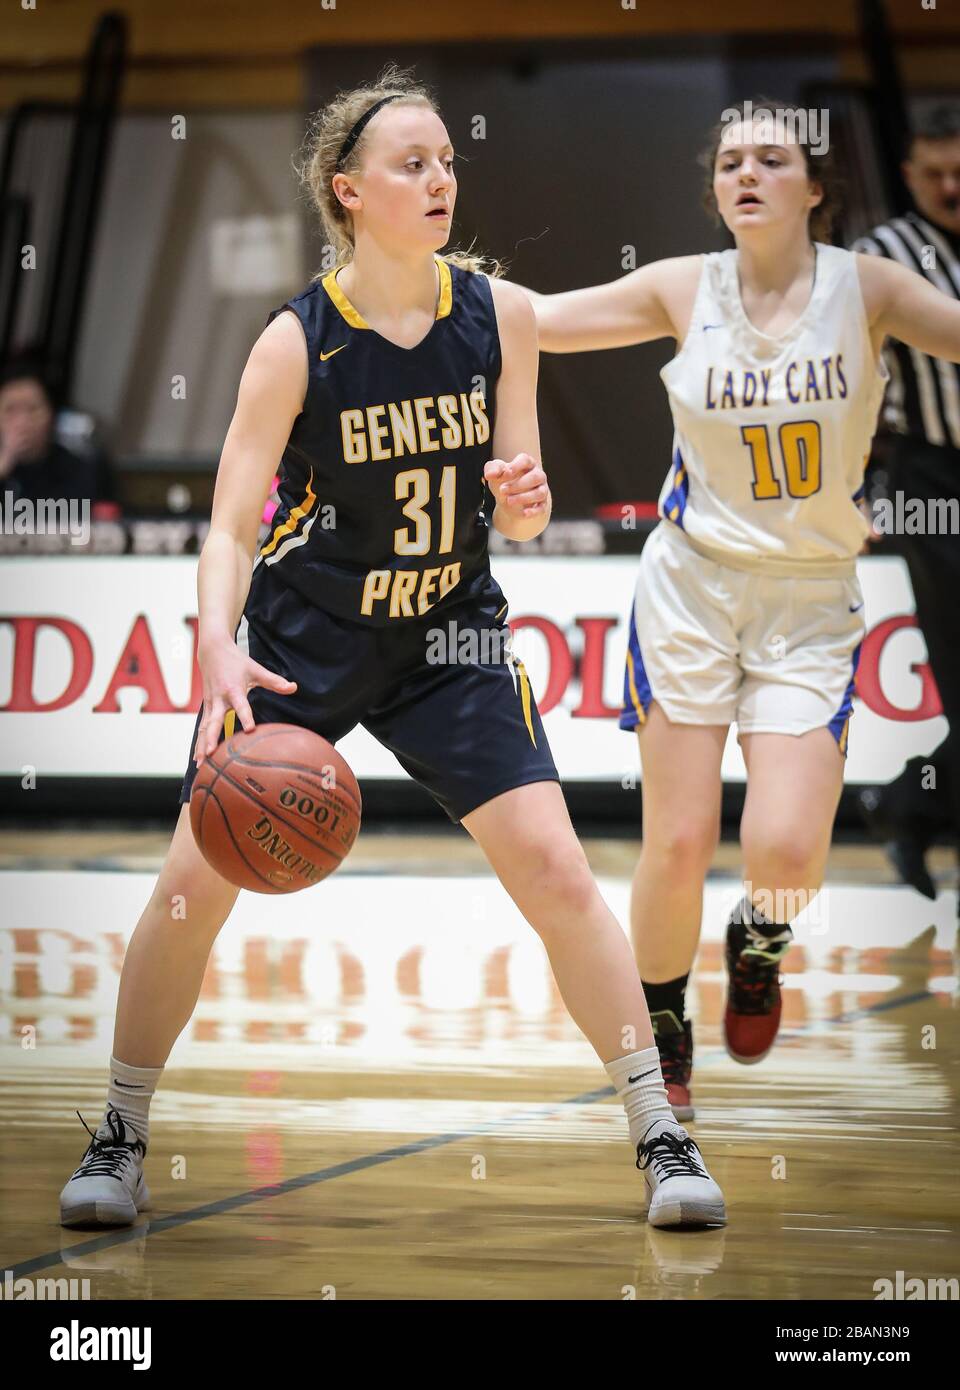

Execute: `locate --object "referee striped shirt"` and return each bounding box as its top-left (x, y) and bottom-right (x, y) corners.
top-left (852, 211), bottom-right (960, 450)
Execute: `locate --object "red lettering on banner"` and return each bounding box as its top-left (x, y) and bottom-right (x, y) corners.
top-left (855, 614), bottom-right (941, 721)
top-left (508, 616), bottom-right (572, 716)
top-left (0, 606), bottom-right (945, 731)
top-left (572, 617), bottom-right (622, 718)
top-left (93, 614), bottom-right (194, 714)
top-left (0, 617), bottom-right (93, 711)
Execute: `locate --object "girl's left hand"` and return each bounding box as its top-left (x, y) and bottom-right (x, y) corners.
top-left (484, 453), bottom-right (551, 516)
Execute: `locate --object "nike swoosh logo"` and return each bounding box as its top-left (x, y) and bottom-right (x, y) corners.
top-left (702, 324), bottom-right (724, 331)
top-left (849, 602), bottom-right (864, 612)
top-left (628, 1068), bottom-right (657, 1084)
top-left (319, 344), bottom-right (347, 361)
top-left (112, 1080), bottom-right (145, 1089)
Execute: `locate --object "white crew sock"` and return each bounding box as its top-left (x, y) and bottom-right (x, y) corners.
top-left (103, 1055), bottom-right (163, 1149)
top-left (604, 1046), bottom-right (678, 1149)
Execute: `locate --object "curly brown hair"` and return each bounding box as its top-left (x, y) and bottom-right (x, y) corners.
top-left (294, 63), bottom-right (504, 281)
top-left (698, 97), bottom-right (842, 243)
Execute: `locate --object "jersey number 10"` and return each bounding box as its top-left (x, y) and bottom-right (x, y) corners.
top-left (740, 421), bottom-right (822, 500)
top-left (394, 466), bottom-right (457, 555)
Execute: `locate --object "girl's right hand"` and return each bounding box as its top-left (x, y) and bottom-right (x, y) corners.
top-left (194, 636), bottom-right (298, 766)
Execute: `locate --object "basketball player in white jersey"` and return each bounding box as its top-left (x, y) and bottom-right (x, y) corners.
top-left (518, 100), bottom-right (960, 1118)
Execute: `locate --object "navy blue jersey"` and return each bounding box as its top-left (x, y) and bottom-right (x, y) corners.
top-left (256, 256), bottom-right (502, 625)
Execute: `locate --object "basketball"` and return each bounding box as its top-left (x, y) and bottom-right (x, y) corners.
top-left (189, 723), bottom-right (361, 894)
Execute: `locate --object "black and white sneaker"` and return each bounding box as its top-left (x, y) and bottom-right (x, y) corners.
top-left (59, 1108), bottom-right (150, 1228)
top-left (636, 1119), bottom-right (726, 1228)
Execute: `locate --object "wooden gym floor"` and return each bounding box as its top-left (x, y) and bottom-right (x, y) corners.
top-left (0, 827), bottom-right (957, 1300)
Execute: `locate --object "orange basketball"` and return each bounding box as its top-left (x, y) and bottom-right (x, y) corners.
top-left (189, 723), bottom-right (361, 894)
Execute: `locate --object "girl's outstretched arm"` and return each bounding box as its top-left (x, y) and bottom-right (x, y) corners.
top-left (857, 251), bottom-right (960, 362)
top-left (510, 255), bottom-right (702, 353)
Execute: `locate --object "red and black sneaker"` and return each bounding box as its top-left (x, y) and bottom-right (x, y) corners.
top-left (723, 918), bottom-right (793, 1064)
top-left (650, 1009), bottom-right (695, 1122)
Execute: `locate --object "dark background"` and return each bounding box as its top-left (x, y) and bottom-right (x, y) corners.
top-left (306, 38), bottom-right (845, 515)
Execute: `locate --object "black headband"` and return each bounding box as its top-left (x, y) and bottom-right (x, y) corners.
top-left (335, 94), bottom-right (404, 172)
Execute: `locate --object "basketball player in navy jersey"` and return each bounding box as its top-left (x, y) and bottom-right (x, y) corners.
top-left (520, 100), bottom-right (960, 1120)
top-left (58, 68), bottom-right (725, 1233)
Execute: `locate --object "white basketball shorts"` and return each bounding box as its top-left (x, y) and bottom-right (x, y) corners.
top-left (619, 522), bottom-right (865, 754)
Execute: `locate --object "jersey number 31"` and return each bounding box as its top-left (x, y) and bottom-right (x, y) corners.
top-left (394, 466), bottom-right (457, 555)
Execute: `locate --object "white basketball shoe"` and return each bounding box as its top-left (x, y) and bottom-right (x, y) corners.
top-left (60, 1108), bottom-right (150, 1228)
top-left (637, 1119), bottom-right (726, 1228)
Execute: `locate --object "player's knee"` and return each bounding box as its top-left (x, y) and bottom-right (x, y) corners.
top-left (147, 807), bottom-right (241, 924)
top-left (742, 827), bottom-right (820, 883)
top-left (513, 840), bottom-right (598, 918)
top-left (147, 875), bottom-right (237, 935)
top-left (151, 845), bottom-right (239, 933)
top-left (553, 861), bottom-right (600, 919)
top-left (643, 819), bottom-right (717, 876)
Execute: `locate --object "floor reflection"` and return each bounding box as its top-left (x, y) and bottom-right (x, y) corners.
top-left (2, 873), bottom-right (957, 1067)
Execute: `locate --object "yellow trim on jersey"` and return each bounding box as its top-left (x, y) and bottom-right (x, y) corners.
top-left (322, 269), bottom-right (370, 330)
top-left (224, 709), bottom-right (236, 739)
top-left (260, 469), bottom-right (317, 557)
top-left (322, 256), bottom-right (453, 330)
top-left (838, 716), bottom-right (850, 756)
top-left (515, 658), bottom-right (537, 747)
top-left (625, 653), bottom-right (647, 725)
top-left (435, 256), bottom-right (453, 319)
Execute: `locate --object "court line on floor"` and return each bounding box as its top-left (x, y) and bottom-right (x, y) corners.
top-left (787, 988), bottom-right (934, 1031)
top-left (7, 988), bottom-right (937, 1279)
top-left (8, 1085), bottom-right (617, 1279)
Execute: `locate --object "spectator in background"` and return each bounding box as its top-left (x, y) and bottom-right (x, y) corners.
top-left (0, 358), bottom-right (119, 515)
top-left (852, 106), bottom-right (960, 903)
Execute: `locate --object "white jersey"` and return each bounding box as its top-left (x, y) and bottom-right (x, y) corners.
top-left (657, 243), bottom-right (888, 577)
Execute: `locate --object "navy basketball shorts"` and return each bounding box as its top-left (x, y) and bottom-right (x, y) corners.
top-left (179, 562), bottom-right (559, 824)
